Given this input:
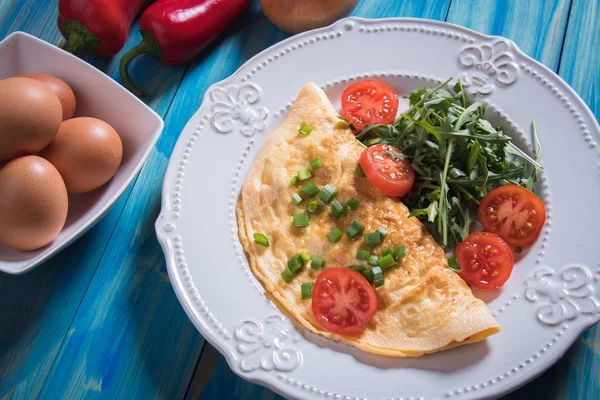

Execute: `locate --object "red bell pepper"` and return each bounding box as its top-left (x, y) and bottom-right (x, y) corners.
top-left (119, 0), bottom-right (253, 97)
top-left (58, 0), bottom-right (153, 57)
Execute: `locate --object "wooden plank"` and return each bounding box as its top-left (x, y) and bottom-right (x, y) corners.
top-left (506, 0), bottom-right (600, 398)
top-left (34, 4), bottom-right (268, 399)
top-left (446, 0), bottom-right (571, 70)
top-left (184, 1), bottom-right (453, 398)
top-left (0, 3), bottom-right (189, 400)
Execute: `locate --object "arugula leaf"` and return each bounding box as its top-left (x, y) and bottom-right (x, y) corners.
top-left (358, 78), bottom-right (543, 248)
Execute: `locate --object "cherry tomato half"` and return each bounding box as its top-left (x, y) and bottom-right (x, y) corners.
top-left (479, 185), bottom-right (546, 247)
top-left (456, 232), bottom-right (514, 290)
top-left (359, 144), bottom-right (416, 197)
top-left (311, 267), bottom-right (378, 335)
top-left (341, 79), bottom-right (399, 131)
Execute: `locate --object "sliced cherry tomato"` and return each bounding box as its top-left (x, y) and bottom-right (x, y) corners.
top-left (479, 185), bottom-right (546, 247)
top-left (359, 143), bottom-right (415, 197)
top-left (456, 232), bottom-right (514, 290)
top-left (341, 79), bottom-right (399, 131)
top-left (311, 267), bottom-right (377, 335)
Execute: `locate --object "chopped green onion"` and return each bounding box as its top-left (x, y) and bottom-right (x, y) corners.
top-left (311, 256), bottom-right (324, 270)
top-left (368, 255), bottom-right (379, 266)
top-left (253, 233), bottom-right (269, 247)
top-left (281, 268), bottom-right (294, 283)
top-left (306, 200), bottom-right (318, 213)
top-left (318, 184), bottom-right (337, 203)
top-left (377, 254), bottom-right (396, 270)
top-left (298, 169), bottom-right (312, 181)
top-left (293, 213), bottom-right (310, 228)
top-left (356, 249), bottom-right (370, 261)
top-left (376, 227), bottom-right (388, 239)
top-left (364, 232), bottom-right (381, 248)
top-left (330, 200), bottom-right (346, 219)
top-left (301, 182), bottom-right (320, 198)
top-left (291, 193), bottom-right (303, 205)
top-left (290, 176), bottom-right (299, 185)
top-left (309, 158), bottom-right (322, 169)
top-left (301, 282), bottom-right (314, 299)
top-left (394, 244), bottom-right (406, 261)
top-left (345, 197), bottom-right (360, 210)
top-left (356, 164), bottom-right (366, 177)
top-left (288, 254), bottom-right (303, 273)
top-left (345, 220), bottom-right (365, 240)
top-left (448, 254), bottom-right (462, 273)
top-left (348, 265), bottom-right (372, 281)
top-left (381, 247), bottom-right (393, 257)
top-left (300, 251), bottom-right (311, 262)
top-left (370, 266), bottom-right (385, 287)
top-left (298, 124), bottom-right (313, 135)
top-left (328, 227), bottom-right (343, 243)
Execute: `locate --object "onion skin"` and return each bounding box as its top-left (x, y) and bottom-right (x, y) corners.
top-left (259, 0), bottom-right (358, 34)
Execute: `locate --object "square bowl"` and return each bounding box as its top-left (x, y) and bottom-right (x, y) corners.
top-left (0, 32), bottom-right (164, 275)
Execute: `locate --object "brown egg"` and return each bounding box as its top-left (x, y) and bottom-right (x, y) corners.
top-left (0, 77), bottom-right (62, 160)
top-left (0, 156), bottom-right (68, 251)
top-left (41, 117), bottom-right (123, 194)
top-left (18, 73), bottom-right (77, 120)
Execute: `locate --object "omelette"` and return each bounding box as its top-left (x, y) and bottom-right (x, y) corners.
top-left (236, 83), bottom-right (500, 357)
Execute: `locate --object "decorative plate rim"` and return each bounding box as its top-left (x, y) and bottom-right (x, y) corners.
top-left (156, 17), bottom-right (600, 400)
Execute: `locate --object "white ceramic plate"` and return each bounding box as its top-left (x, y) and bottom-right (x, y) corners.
top-left (156, 18), bottom-right (600, 400)
top-left (0, 32), bottom-right (164, 275)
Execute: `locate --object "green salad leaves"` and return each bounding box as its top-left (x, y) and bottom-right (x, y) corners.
top-left (345, 78), bottom-right (542, 248)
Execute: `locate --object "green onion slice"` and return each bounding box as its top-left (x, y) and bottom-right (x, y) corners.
top-left (311, 256), bottom-right (324, 270)
top-left (394, 244), bottom-right (406, 261)
top-left (356, 249), bottom-right (370, 261)
top-left (376, 227), bottom-right (388, 239)
top-left (288, 254), bottom-right (303, 273)
top-left (345, 197), bottom-right (360, 210)
top-left (345, 220), bottom-right (365, 240)
top-left (330, 200), bottom-right (346, 219)
top-left (298, 124), bottom-right (313, 136)
top-left (368, 255), bottom-right (379, 266)
top-left (290, 176), bottom-right (299, 185)
top-left (293, 213), bottom-right (310, 228)
top-left (381, 247), bottom-right (393, 257)
top-left (300, 251), bottom-right (311, 262)
top-left (318, 184), bottom-right (337, 203)
top-left (364, 232), bottom-right (381, 248)
top-left (309, 158), bottom-right (322, 169)
top-left (306, 200), bottom-right (318, 213)
top-left (301, 182), bottom-right (320, 198)
top-left (301, 282), bottom-right (314, 299)
top-left (347, 266), bottom-right (372, 282)
top-left (291, 193), bottom-right (302, 205)
top-left (298, 169), bottom-right (312, 181)
top-left (253, 233), bottom-right (269, 247)
top-left (281, 268), bottom-right (294, 283)
top-left (327, 227), bottom-right (343, 243)
top-left (377, 253), bottom-right (395, 270)
top-left (370, 266), bottom-right (385, 287)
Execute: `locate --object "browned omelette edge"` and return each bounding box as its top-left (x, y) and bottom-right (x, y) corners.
top-left (237, 197), bottom-right (500, 357)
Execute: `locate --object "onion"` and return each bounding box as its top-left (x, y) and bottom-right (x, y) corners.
top-left (259, 0), bottom-right (358, 34)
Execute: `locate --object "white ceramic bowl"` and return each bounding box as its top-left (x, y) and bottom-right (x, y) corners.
top-left (0, 32), bottom-right (164, 275)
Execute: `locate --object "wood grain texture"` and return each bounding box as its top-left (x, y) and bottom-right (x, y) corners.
top-left (0, 1), bottom-right (189, 399)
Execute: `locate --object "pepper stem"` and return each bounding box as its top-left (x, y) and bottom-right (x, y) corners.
top-left (119, 31), bottom-right (163, 98)
top-left (62, 19), bottom-right (100, 54)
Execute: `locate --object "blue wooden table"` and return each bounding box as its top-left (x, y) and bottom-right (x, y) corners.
top-left (0, 1), bottom-right (598, 399)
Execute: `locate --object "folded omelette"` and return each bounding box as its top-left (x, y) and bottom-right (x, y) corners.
top-left (237, 82), bottom-right (500, 357)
